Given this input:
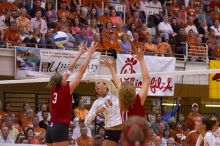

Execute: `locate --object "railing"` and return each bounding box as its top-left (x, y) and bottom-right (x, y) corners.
top-left (186, 43), bottom-right (209, 63)
top-left (0, 40), bottom-right (212, 63)
top-left (0, 40), bottom-right (186, 62)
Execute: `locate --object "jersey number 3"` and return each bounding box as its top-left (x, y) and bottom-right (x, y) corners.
top-left (52, 92), bottom-right (58, 104)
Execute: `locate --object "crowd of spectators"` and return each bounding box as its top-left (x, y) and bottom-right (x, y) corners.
top-left (0, 0), bottom-right (220, 60)
top-left (0, 97), bottom-right (219, 146)
top-left (1, 0), bottom-right (220, 145)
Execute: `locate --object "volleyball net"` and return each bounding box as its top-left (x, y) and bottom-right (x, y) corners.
top-left (0, 69), bottom-right (220, 98)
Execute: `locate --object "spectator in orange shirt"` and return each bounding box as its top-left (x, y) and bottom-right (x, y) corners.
top-left (131, 31), bottom-right (143, 53)
top-left (25, 127), bottom-right (41, 144)
top-left (187, 29), bottom-right (197, 47)
top-left (93, 33), bottom-right (104, 52)
top-left (80, 0), bottom-right (91, 9)
top-left (189, 37), bottom-right (206, 62)
top-left (102, 30), bottom-right (121, 52)
top-left (16, 8), bottom-right (30, 33)
top-left (21, 108), bottom-right (34, 130)
top-left (144, 34), bottom-right (158, 54)
top-left (139, 23), bottom-right (149, 42)
top-left (168, 0), bottom-right (179, 19)
top-left (76, 126), bottom-right (94, 146)
top-left (110, 9), bottom-right (123, 28)
top-left (99, 6), bottom-right (110, 26)
top-left (127, 11), bottom-right (143, 29)
top-left (18, 103), bottom-right (30, 124)
top-left (72, 4), bottom-right (83, 19)
top-left (55, 16), bottom-right (70, 32)
top-left (74, 99), bottom-right (89, 122)
top-left (0, 103), bottom-right (11, 118)
top-left (92, 0), bottom-right (102, 16)
top-left (113, 22), bottom-right (126, 39)
top-left (186, 0), bottom-right (198, 18)
top-left (156, 36), bottom-right (172, 56)
top-left (0, 0), bottom-right (19, 16)
top-left (101, 21), bottom-right (113, 40)
top-left (187, 103), bottom-right (201, 130)
top-left (11, 114), bottom-right (23, 134)
top-left (172, 122), bottom-right (186, 144)
top-left (4, 21), bottom-right (21, 45)
top-left (32, 116), bottom-right (45, 143)
top-left (57, 0), bottom-right (73, 20)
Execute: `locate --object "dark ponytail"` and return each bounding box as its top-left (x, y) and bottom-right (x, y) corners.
top-left (47, 72), bottom-right (63, 89)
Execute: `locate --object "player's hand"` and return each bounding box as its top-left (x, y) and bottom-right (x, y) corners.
top-left (102, 57), bottom-right (115, 70)
top-left (88, 42), bottom-right (98, 55)
top-left (79, 42), bottom-right (87, 55)
top-left (135, 48), bottom-right (144, 60)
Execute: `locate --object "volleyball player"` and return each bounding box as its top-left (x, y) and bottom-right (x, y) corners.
top-left (46, 42), bottom-right (98, 146)
top-left (85, 79), bottom-right (122, 146)
top-left (103, 49), bottom-right (150, 122)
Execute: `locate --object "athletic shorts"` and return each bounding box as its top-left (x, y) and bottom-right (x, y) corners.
top-left (104, 130), bottom-right (121, 143)
top-left (46, 123), bottom-right (69, 143)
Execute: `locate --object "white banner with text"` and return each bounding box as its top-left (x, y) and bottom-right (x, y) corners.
top-left (15, 46), bottom-right (101, 79)
top-left (116, 54), bottom-right (176, 96)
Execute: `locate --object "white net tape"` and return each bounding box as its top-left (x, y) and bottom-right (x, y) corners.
top-left (0, 69), bottom-right (220, 85)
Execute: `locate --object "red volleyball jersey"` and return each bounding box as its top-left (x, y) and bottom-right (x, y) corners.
top-left (50, 84), bottom-right (72, 126)
top-left (121, 94), bottom-right (145, 123)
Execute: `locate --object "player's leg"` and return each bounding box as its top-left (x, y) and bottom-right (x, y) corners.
top-left (51, 123), bottom-right (69, 146)
top-left (46, 123), bottom-right (53, 146)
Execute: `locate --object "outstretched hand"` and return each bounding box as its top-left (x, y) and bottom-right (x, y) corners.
top-left (87, 42), bottom-right (99, 55)
top-left (135, 48), bottom-right (144, 60)
top-left (79, 42), bottom-right (87, 55)
top-left (102, 57), bottom-right (115, 69)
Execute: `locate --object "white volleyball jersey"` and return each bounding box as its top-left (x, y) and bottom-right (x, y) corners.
top-left (85, 92), bottom-right (122, 128)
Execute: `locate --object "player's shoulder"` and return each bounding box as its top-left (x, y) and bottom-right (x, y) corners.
top-left (186, 130), bottom-right (197, 136)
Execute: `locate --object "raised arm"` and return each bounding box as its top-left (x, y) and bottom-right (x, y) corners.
top-left (64, 42), bottom-right (86, 79)
top-left (69, 43), bottom-right (98, 94)
top-left (103, 58), bottom-right (121, 89)
top-left (135, 50), bottom-right (150, 105)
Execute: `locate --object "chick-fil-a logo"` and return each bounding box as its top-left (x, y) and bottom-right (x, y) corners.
top-left (120, 57), bottom-right (173, 94)
top-left (120, 57), bottom-right (143, 88)
top-left (150, 77), bottom-right (173, 93)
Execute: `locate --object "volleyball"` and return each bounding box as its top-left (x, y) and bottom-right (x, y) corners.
top-left (53, 31), bottom-right (69, 48)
